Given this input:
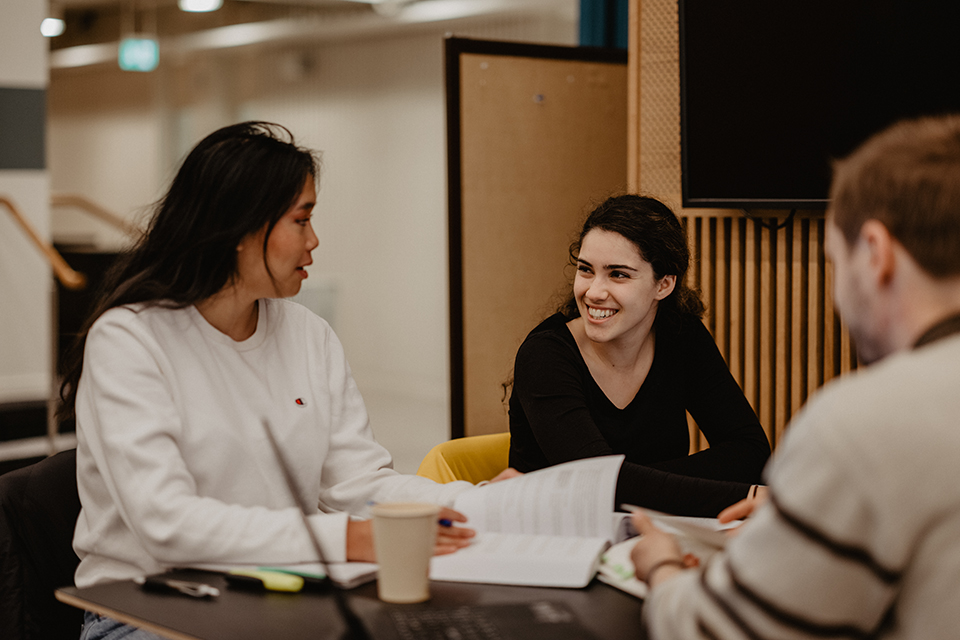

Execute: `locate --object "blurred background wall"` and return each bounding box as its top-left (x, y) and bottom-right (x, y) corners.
top-left (2, 0), bottom-right (583, 472)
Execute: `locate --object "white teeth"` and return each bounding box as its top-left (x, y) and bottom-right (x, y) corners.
top-left (588, 307), bottom-right (617, 319)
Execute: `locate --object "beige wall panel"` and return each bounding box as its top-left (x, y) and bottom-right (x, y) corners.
top-left (458, 51), bottom-right (627, 436)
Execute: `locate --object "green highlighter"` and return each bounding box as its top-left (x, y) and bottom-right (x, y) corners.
top-left (226, 569), bottom-right (305, 592)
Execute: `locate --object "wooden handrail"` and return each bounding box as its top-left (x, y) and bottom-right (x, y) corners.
top-left (0, 195), bottom-right (87, 290)
top-left (51, 193), bottom-right (140, 236)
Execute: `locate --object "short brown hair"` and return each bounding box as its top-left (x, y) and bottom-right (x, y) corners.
top-left (830, 114), bottom-right (960, 277)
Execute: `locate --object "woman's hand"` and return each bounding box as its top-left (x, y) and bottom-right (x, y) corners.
top-left (717, 485), bottom-right (768, 524)
top-left (435, 507), bottom-right (475, 555)
top-left (488, 468), bottom-right (524, 483)
top-left (345, 519), bottom-right (376, 563)
top-left (345, 507), bottom-right (476, 562)
top-left (630, 511), bottom-right (692, 588)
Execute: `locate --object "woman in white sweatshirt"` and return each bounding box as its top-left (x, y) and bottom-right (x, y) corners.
top-left (58, 122), bottom-right (475, 640)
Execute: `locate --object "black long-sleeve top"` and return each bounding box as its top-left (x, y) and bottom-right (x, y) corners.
top-left (508, 312), bottom-right (771, 517)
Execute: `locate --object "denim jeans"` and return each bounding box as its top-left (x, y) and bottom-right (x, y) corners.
top-left (79, 611), bottom-right (168, 640)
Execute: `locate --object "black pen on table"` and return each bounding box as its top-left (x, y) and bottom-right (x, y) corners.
top-left (135, 575), bottom-right (220, 598)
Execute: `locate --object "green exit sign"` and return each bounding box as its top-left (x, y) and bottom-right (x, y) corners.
top-left (118, 37), bottom-right (159, 72)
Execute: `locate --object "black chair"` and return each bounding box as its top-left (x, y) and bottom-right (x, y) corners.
top-left (0, 448), bottom-right (83, 639)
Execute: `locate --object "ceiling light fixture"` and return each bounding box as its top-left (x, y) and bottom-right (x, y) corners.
top-left (41, 3), bottom-right (65, 37)
top-left (41, 17), bottom-right (66, 37)
top-left (179, 0), bottom-right (223, 13)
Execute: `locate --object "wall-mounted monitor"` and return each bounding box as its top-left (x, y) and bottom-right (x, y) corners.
top-left (679, 1), bottom-right (960, 209)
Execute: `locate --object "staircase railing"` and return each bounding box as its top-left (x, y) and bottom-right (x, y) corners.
top-left (0, 195), bottom-right (87, 290)
top-left (1, 193), bottom-right (136, 456)
top-left (51, 193), bottom-right (140, 237)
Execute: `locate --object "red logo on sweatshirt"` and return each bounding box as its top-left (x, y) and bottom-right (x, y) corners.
top-left (295, 398), bottom-right (306, 406)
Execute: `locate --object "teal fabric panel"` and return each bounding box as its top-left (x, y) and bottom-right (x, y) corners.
top-left (579, 0), bottom-right (628, 49)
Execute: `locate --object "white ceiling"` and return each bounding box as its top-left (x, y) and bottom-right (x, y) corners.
top-left (50, 0), bottom-right (577, 69)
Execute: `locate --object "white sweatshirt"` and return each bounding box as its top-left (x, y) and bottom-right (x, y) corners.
top-left (74, 299), bottom-right (472, 588)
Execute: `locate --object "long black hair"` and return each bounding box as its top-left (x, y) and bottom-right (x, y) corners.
top-left (57, 121), bottom-right (319, 423)
top-left (559, 194), bottom-right (704, 321)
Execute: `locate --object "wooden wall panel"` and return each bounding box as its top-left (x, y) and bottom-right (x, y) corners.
top-left (681, 213), bottom-right (856, 449)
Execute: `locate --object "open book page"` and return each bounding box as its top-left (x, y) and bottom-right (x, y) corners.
top-left (431, 533), bottom-right (610, 587)
top-left (643, 509), bottom-right (739, 558)
top-left (451, 455), bottom-right (625, 538)
top-left (610, 511), bottom-right (636, 543)
top-left (429, 456), bottom-right (624, 587)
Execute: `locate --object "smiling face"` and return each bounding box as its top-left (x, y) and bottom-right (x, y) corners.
top-left (573, 229), bottom-right (676, 347)
top-left (236, 175), bottom-right (318, 300)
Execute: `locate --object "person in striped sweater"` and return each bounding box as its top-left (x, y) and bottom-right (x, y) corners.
top-left (630, 113), bottom-right (960, 639)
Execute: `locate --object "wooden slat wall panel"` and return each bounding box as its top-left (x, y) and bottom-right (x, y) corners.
top-left (809, 222), bottom-right (825, 391)
top-left (790, 221), bottom-right (805, 419)
top-left (759, 224), bottom-right (774, 445)
top-left (743, 220), bottom-right (759, 415)
top-left (683, 213), bottom-right (857, 449)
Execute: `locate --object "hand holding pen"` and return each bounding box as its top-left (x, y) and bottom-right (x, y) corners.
top-left (434, 506), bottom-right (474, 555)
top-left (346, 505), bottom-right (474, 562)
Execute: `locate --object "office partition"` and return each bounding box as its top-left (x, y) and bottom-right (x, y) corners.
top-left (446, 38), bottom-right (628, 438)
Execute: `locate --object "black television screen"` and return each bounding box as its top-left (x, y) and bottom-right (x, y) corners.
top-left (680, 0), bottom-right (960, 209)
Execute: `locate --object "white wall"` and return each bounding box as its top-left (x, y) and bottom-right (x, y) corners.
top-left (48, 67), bottom-right (163, 249)
top-left (0, 0), bottom-right (50, 404)
top-left (45, 7), bottom-right (577, 468)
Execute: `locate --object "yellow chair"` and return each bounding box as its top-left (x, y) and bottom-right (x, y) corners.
top-left (416, 432), bottom-right (511, 484)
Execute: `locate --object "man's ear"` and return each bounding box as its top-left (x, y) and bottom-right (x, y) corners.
top-left (858, 219), bottom-right (896, 286)
top-left (656, 274), bottom-right (677, 300)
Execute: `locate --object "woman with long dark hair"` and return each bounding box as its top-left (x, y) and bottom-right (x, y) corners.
top-left (508, 194), bottom-right (770, 517)
top-left (62, 122), bottom-right (473, 639)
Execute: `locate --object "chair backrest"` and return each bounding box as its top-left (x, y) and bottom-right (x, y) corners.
top-left (0, 448), bottom-right (83, 640)
top-left (416, 433), bottom-right (511, 484)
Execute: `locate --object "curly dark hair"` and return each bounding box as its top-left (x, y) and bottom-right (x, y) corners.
top-left (558, 194), bottom-right (704, 322)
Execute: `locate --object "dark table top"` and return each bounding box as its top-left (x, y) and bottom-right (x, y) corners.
top-left (57, 569), bottom-right (645, 640)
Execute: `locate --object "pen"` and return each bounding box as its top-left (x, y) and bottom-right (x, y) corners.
top-left (135, 575), bottom-right (220, 598)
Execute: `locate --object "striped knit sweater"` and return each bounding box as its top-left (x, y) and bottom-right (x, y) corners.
top-left (644, 331), bottom-right (960, 640)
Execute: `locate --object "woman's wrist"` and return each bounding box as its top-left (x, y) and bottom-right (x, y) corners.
top-left (643, 557), bottom-right (686, 585)
top-left (345, 519), bottom-right (375, 563)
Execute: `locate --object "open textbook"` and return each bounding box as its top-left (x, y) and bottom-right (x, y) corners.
top-left (429, 455), bottom-right (629, 588)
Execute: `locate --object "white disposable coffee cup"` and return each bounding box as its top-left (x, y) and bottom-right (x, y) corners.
top-left (370, 502), bottom-right (440, 603)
